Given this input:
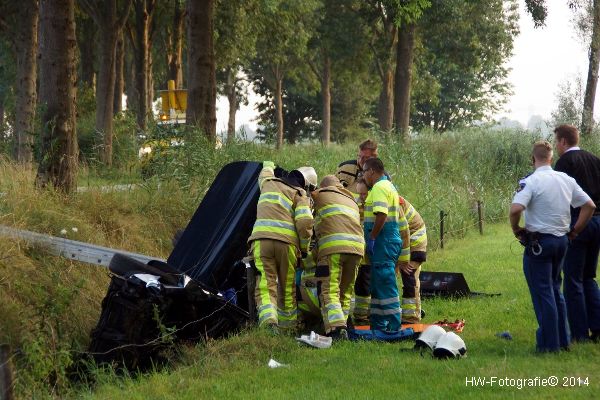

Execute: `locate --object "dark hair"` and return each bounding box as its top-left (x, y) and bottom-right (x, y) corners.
top-left (363, 157), bottom-right (384, 173)
top-left (554, 124), bottom-right (579, 146)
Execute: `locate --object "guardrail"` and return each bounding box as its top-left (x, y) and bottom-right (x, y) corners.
top-left (0, 225), bottom-right (164, 267)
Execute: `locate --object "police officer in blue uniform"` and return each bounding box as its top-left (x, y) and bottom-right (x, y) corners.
top-left (510, 141), bottom-right (596, 352)
top-left (554, 124), bottom-right (600, 342)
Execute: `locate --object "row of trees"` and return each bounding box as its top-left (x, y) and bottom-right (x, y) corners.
top-left (0, 1), bottom-right (523, 191)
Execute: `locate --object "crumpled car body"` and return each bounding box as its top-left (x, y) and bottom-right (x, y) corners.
top-left (89, 161), bottom-right (269, 369)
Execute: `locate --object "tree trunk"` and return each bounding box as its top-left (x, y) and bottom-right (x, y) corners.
top-left (226, 68), bottom-right (237, 143)
top-left (147, 45), bottom-right (154, 117)
top-left (378, 67), bottom-right (394, 131)
top-left (125, 42), bottom-right (137, 112)
top-left (582, 0), bottom-right (600, 136)
top-left (186, 0), bottom-right (216, 140)
top-left (394, 23), bottom-right (416, 141)
top-left (275, 75), bottom-right (283, 149)
top-left (13, 0), bottom-right (38, 164)
top-left (78, 16), bottom-right (96, 91)
top-left (96, 29), bottom-right (118, 165)
top-left (80, 0), bottom-right (132, 166)
top-left (169, 0), bottom-right (184, 88)
top-left (36, 0), bottom-right (78, 193)
top-left (114, 30), bottom-right (124, 115)
top-left (134, 0), bottom-right (150, 131)
top-left (321, 55), bottom-right (331, 146)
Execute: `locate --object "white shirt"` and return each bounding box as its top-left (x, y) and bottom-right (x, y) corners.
top-left (512, 165), bottom-right (591, 236)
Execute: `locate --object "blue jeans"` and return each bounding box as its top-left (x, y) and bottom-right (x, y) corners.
top-left (563, 216), bottom-right (600, 340)
top-left (523, 233), bottom-right (569, 352)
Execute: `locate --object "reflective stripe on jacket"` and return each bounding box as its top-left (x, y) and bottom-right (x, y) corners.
top-left (248, 165), bottom-right (313, 252)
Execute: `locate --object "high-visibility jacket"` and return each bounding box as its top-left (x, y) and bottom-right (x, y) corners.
top-left (335, 160), bottom-right (361, 201)
top-left (364, 177), bottom-right (402, 263)
top-left (312, 184), bottom-right (364, 258)
top-left (399, 196), bottom-right (427, 259)
top-left (248, 164), bottom-right (313, 253)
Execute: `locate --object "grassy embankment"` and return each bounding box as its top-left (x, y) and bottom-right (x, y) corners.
top-left (83, 224), bottom-right (600, 400)
top-left (1, 127), bottom-right (599, 398)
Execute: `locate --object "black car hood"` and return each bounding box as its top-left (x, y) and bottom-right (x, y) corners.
top-left (167, 161), bottom-right (262, 288)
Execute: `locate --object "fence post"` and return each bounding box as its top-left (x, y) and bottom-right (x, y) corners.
top-left (439, 210), bottom-right (445, 249)
top-left (477, 200), bottom-right (484, 235)
top-left (0, 344), bottom-right (14, 400)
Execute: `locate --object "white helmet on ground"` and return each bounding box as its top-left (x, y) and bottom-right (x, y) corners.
top-left (292, 166), bottom-right (318, 191)
top-left (432, 331), bottom-right (467, 359)
top-left (414, 325), bottom-right (446, 351)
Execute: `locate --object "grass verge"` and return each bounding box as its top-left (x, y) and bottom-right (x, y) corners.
top-left (82, 224), bottom-right (600, 400)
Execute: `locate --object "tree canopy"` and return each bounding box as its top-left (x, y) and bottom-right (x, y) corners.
top-left (0, 0), bottom-right (526, 189)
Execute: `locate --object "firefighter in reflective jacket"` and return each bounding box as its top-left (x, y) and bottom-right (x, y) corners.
top-left (362, 158), bottom-right (402, 331)
top-left (248, 161), bottom-right (315, 333)
top-left (312, 175), bottom-right (365, 338)
top-left (396, 196), bottom-right (427, 323)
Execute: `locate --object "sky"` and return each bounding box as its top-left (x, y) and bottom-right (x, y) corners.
top-left (499, 0), bottom-right (590, 126)
top-left (215, 0), bottom-right (593, 134)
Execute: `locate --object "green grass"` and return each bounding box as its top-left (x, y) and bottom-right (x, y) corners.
top-left (81, 224), bottom-right (600, 400)
top-left (3, 127), bottom-right (600, 398)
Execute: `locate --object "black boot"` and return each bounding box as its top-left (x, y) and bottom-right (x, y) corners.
top-left (328, 327), bottom-right (349, 341)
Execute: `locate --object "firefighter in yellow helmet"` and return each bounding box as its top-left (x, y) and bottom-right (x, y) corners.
top-left (311, 175), bottom-right (364, 339)
top-left (248, 161), bottom-right (315, 334)
top-left (396, 196), bottom-right (427, 323)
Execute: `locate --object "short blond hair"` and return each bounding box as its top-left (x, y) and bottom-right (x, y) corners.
top-left (532, 140), bottom-right (553, 161)
top-left (359, 139), bottom-right (377, 151)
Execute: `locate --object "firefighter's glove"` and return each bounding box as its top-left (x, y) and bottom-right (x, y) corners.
top-left (263, 161), bottom-right (275, 169)
top-left (366, 238), bottom-right (376, 256)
